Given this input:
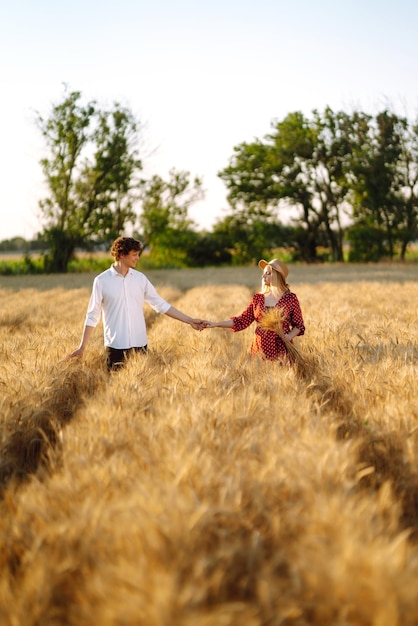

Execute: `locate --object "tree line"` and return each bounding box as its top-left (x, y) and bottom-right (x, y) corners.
top-left (218, 108), bottom-right (418, 264)
top-left (4, 87), bottom-right (417, 272)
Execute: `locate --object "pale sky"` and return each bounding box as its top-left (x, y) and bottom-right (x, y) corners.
top-left (1, 0), bottom-right (417, 240)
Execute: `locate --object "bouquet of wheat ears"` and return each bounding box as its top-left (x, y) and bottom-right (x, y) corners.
top-left (258, 307), bottom-right (306, 367)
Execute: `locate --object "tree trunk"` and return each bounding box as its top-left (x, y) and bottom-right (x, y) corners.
top-left (44, 229), bottom-right (76, 273)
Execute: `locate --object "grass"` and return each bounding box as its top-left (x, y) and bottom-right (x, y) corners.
top-left (0, 264), bottom-right (417, 625)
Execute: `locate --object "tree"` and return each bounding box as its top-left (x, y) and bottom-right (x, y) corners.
top-left (138, 168), bottom-right (204, 267)
top-left (37, 86), bottom-right (142, 272)
top-left (308, 108), bottom-right (359, 261)
top-left (218, 118), bottom-right (313, 261)
top-left (219, 109), bottom-right (356, 262)
top-left (184, 231), bottom-right (233, 267)
top-left (211, 210), bottom-right (294, 265)
top-left (348, 111), bottom-right (405, 260)
top-left (392, 118), bottom-right (418, 259)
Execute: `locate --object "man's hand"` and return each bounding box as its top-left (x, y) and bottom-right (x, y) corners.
top-left (67, 347), bottom-right (84, 359)
top-left (190, 319), bottom-right (210, 331)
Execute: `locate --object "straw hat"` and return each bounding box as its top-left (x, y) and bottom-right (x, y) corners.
top-left (258, 258), bottom-right (289, 279)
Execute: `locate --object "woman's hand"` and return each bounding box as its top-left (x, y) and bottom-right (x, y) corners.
top-left (284, 328), bottom-right (300, 342)
top-left (190, 319), bottom-right (211, 331)
top-left (202, 321), bottom-right (219, 329)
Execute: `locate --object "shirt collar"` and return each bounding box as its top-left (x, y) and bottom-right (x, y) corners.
top-left (110, 264), bottom-right (131, 277)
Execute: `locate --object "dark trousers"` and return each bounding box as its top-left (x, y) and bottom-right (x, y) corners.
top-left (106, 345), bottom-right (148, 371)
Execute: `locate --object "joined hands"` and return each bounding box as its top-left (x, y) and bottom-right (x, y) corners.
top-left (190, 319), bottom-right (214, 331)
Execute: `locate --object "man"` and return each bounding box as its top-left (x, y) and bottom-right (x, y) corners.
top-left (69, 236), bottom-right (206, 370)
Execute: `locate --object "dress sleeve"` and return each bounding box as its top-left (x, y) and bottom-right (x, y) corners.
top-left (290, 294), bottom-right (305, 336)
top-left (231, 297), bottom-right (256, 332)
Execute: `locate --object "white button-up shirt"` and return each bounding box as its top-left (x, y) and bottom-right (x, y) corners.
top-left (84, 265), bottom-right (171, 349)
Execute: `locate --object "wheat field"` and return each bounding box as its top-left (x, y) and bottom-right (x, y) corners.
top-left (0, 264), bottom-right (417, 625)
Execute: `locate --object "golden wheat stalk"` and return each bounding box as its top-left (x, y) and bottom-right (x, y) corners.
top-left (258, 307), bottom-right (307, 368)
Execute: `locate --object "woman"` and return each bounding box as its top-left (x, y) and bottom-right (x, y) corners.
top-left (205, 258), bottom-right (305, 361)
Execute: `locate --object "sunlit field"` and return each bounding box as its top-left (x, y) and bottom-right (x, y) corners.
top-left (0, 263), bottom-right (417, 625)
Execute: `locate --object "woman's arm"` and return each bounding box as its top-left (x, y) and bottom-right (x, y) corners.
top-left (284, 326), bottom-right (301, 342)
top-left (205, 296), bottom-right (257, 331)
top-left (284, 294), bottom-right (305, 341)
top-left (205, 320), bottom-right (234, 329)
top-left (289, 294), bottom-right (305, 337)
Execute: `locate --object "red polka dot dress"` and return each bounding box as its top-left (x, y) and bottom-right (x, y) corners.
top-left (231, 292), bottom-right (305, 361)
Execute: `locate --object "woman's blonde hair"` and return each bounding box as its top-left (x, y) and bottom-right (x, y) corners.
top-left (261, 265), bottom-right (290, 298)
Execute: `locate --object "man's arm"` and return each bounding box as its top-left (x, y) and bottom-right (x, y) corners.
top-left (164, 306), bottom-right (207, 330)
top-left (68, 325), bottom-right (96, 358)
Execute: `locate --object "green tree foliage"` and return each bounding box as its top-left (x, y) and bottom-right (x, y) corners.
top-left (347, 110), bottom-right (418, 260)
top-left (37, 87), bottom-right (142, 272)
top-left (217, 113), bottom-right (317, 262)
top-left (138, 169), bottom-right (204, 267)
top-left (219, 109), bottom-right (358, 262)
top-left (349, 111), bottom-right (404, 259)
top-left (0, 237), bottom-right (28, 253)
top-left (184, 232), bottom-right (233, 267)
top-left (211, 212), bottom-right (293, 265)
top-left (219, 107), bottom-right (418, 263)
top-left (308, 108), bottom-right (358, 261)
top-left (395, 120), bottom-right (418, 259)
top-left (32, 93), bottom-right (418, 269)
top-left (347, 223), bottom-right (389, 262)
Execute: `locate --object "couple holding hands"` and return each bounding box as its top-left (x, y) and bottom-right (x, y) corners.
top-left (69, 237), bottom-right (305, 371)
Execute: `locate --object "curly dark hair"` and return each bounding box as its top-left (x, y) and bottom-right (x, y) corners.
top-left (110, 237), bottom-right (144, 260)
